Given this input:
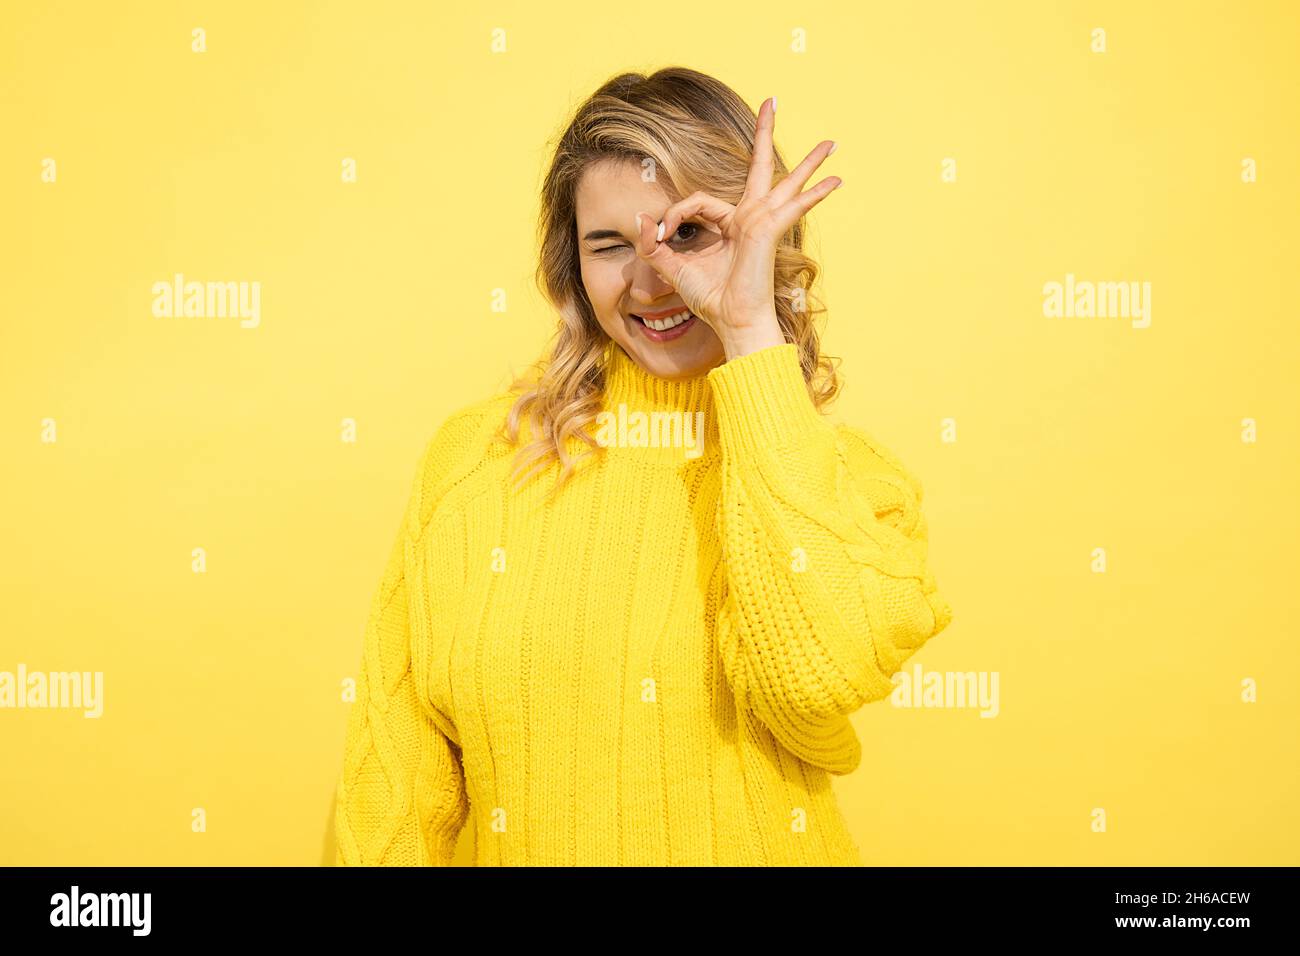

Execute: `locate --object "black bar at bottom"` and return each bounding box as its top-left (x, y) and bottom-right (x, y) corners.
top-left (0, 866), bottom-right (1290, 941)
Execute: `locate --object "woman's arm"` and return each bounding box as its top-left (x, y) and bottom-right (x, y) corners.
top-left (707, 343), bottom-right (954, 775)
top-left (334, 407), bottom-right (492, 865)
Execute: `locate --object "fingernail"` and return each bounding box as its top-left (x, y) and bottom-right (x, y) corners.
top-left (828, 141), bottom-right (838, 155)
top-left (834, 179), bottom-right (844, 189)
top-left (635, 213), bottom-right (643, 232)
top-left (656, 221), bottom-right (665, 242)
top-left (771, 96), bottom-right (777, 113)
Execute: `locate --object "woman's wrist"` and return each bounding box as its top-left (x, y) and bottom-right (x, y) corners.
top-left (718, 310), bottom-right (785, 360)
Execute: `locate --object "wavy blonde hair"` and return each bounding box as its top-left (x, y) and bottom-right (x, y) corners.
top-left (502, 67), bottom-right (842, 496)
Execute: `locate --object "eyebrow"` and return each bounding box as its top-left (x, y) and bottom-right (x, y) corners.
top-left (581, 229), bottom-right (628, 242)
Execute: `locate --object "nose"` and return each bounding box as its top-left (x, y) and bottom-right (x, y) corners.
top-left (628, 252), bottom-right (675, 308)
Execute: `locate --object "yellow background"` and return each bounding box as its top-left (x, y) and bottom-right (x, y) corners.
top-left (2, 0), bottom-right (1296, 866)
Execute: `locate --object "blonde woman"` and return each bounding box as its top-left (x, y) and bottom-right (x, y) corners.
top-left (333, 67), bottom-right (954, 867)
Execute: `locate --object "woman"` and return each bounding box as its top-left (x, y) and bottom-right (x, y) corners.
top-left (333, 67), bottom-right (953, 867)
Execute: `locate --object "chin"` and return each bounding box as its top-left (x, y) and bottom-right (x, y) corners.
top-left (629, 339), bottom-right (721, 380)
top-left (603, 321), bottom-right (723, 379)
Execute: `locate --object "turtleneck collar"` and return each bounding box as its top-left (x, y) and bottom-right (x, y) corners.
top-left (595, 340), bottom-right (720, 466)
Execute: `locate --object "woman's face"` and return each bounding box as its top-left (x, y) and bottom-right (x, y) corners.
top-left (574, 158), bottom-right (724, 380)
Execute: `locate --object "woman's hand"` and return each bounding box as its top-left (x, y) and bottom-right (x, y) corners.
top-left (632, 96), bottom-right (842, 360)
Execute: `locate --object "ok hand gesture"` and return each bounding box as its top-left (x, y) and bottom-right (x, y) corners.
top-left (633, 96), bottom-right (842, 360)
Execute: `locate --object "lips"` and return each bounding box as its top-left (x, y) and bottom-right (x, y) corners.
top-left (635, 306), bottom-right (690, 321)
top-left (631, 308), bottom-right (693, 331)
top-left (630, 309), bottom-right (697, 342)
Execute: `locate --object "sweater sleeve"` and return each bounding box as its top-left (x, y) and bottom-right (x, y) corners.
top-left (706, 343), bottom-right (955, 776)
top-left (334, 423), bottom-right (476, 866)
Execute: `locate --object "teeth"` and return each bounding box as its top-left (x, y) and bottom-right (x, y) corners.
top-left (643, 310), bottom-right (691, 331)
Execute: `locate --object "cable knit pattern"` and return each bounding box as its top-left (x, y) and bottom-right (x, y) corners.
top-left (709, 345), bottom-right (954, 776)
top-left (334, 340), bottom-right (953, 866)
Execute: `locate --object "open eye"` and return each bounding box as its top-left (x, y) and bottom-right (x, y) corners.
top-left (669, 222), bottom-right (700, 244)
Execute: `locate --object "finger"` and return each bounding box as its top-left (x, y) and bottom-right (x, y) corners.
top-left (770, 139), bottom-right (836, 207)
top-left (633, 210), bottom-right (688, 286)
top-left (657, 191), bottom-right (736, 246)
top-left (741, 96), bottom-right (777, 202)
top-left (772, 175), bottom-right (843, 232)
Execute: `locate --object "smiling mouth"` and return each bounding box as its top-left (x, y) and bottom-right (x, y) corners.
top-left (629, 309), bottom-right (698, 343)
top-left (631, 309), bottom-right (695, 332)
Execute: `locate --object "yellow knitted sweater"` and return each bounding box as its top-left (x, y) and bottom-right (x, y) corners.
top-left (333, 341), bottom-right (953, 866)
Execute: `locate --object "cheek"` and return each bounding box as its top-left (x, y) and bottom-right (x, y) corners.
top-left (581, 258), bottom-right (624, 311)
